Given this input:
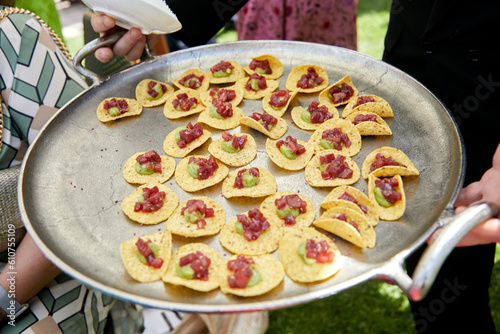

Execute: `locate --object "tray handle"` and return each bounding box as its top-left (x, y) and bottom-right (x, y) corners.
top-left (73, 32), bottom-right (154, 85)
top-left (373, 202), bottom-right (499, 301)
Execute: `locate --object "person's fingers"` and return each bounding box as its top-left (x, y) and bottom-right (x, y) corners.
top-left (91, 13), bottom-right (116, 33)
top-left (454, 181), bottom-right (482, 207)
top-left (94, 47), bottom-right (115, 63)
top-left (456, 218), bottom-right (500, 246)
top-left (111, 28), bottom-right (145, 59)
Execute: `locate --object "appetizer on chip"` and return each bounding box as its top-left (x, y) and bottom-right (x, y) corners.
top-left (342, 94), bottom-right (393, 118)
top-left (206, 60), bottom-right (245, 84)
top-left (285, 65), bottom-right (329, 93)
top-left (222, 166), bottom-right (277, 199)
top-left (320, 186), bottom-right (379, 227)
top-left (219, 208), bottom-right (280, 255)
top-left (319, 75), bottom-right (358, 108)
top-left (208, 132), bottom-right (257, 167)
top-left (197, 99), bottom-right (245, 130)
top-left (163, 90), bottom-right (204, 119)
top-left (291, 101), bottom-right (338, 131)
top-left (120, 231), bottom-right (172, 282)
top-left (123, 150), bottom-right (175, 185)
top-left (240, 111), bottom-right (287, 139)
top-left (163, 122), bottom-right (211, 158)
top-left (135, 79), bottom-right (174, 107)
top-left (262, 89), bottom-right (297, 118)
top-left (361, 146), bottom-right (419, 179)
top-left (121, 183), bottom-right (178, 225)
top-left (165, 197), bottom-right (225, 237)
top-left (265, 136), bottom-right (314, 171)
top-left (260, 191), bottom-right (316, 233)
top-left (305, 150), bottom-right (360, 187)
top-left (96, 97), bottom-right (142, 123)
top-left (344, 111), bottom-right (392, 136)
top-left (308, 118), bottom-right (362, 157)
top-left (199, 86), bottom-right (244, 107)
top-left (172, 68), bottom-right (209, 92)
top-left (279, 227), bottom-right (341, 283)
top-left (162, 243), bottom-right (223, 292)
top-left (314, 206), bottom-right (376, 249)
top-left (219, 254), bottom-right (284, 297)
top-left (243, 54), bottom-right (284, 79)
top-left (368, 174), bottom-right (406, 221)
top-left (235, 74), bottom-right (279, 100)
top-left (174, 155), bottom-right (229, 192)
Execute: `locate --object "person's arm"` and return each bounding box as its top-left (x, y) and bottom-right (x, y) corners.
top-left (0, 233), bottom-right (61, 321)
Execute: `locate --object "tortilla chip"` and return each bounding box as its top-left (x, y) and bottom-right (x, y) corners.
top-left (368, 174), bottom-right (406, 221)
top-left (121, 183), bottom-right (178, 225)
top-left (206, 60), bottom-right (246, 84)
top-left (285, 64), bottom-right (329, 93)
top-left (174, 155), bottom-right (229, 192)
top-left (239, 113), bottom-right (287, 140)
top-left (162, 243), bottom-right (223, 292)
top-left (318, 75), bottom-right (359, 108)
top-left (243, 54), bottom-right (284, 80)
top-left (207, 133), bottom-right (257, 167)
top-left (96, 97), bottom-right (142, 123)
top-left (222, 167), bottom-right (277, 198)
top-left (123, 152), bottom-right (176, 185)
top-left (235, 76), bottom-right (279, 100)
top-left (314, 206), bottom-right (376, 249)
top-left (259, 191), bottom-right (316, 235)
top-left (135, 79), bottom-right (175, 107)
top-left (342, 94), bottom-right (393, 118)
top-left (308, 118), bottom-right (362, 157)
top-left (219, 254), bottom-right (284, 297)
top-left (120, 231), bottom-right (172, 282)
top-left (219, 209), bottom-right (280, 255)
top-left (172, 68), bottom-right (210, 92)
top-left (344, 111), bottom-right (392, 136)
top-left (197, 105), bottom-right (245, 130)
top-left (265, 138), bottom-right (314, 171)
top-left (290, 103), bottom-right (339, 131)
top-left (278, 227), bottom-right (341, 283)
top-left (361, 146), bottom-right (419, 179)
top-left (165, 196), bottom-right (225, 237)
top-left (304, 149), bottom-right (360, 187)
top-left (262, 90), bottom-right (298, 118)
top-left (163, 124), bottom-right (212, 158)
top-left (199, 85), bottom-right (244, 107)
top-left (163, 89), bottom-right (205, 119)
top-left (320, 186), bottom-right (379, 227)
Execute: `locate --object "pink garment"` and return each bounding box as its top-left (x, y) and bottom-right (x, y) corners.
top-left (236, 0), bottom-right (357, 50)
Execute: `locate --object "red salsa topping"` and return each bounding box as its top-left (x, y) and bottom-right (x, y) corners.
top-left (328, 83), bottom-right (354, 104)
top-left (353, 96), bottom-right (376, 108)
top-left (136, 150), bottom-right (162, 173)
top-left (338, 192), bottom-right (368, 214)
top-left (179, 73), bottom-right (204, 89)
top-left (172, 93), bottom-right (198, 111)
top-left (268, 90), bottom-right (291, 108)
top-left (181, 199), bottom-right (215, 229)
top-left (147, 80), bottom-right (167, 98)
top-left (369, 153), bottom-right (406, 173)
top-left (319, 154), bottom-right (353, 180)
top-left (297, 67), bottom-right (324, 89)
top-left (275, 194), bottom-right (307, 225)
top-left (209, 88), bottom-right (236, 103)
top-left (322, 127), bottom-right (352, 150)
top-left (227, 255), bottom-right (255, 289)
top-left (245, 73), bottom-right (267, 91)
top-left (236, 208), bottom-right (270, 241)
top-left (179, 251), bottom-right (211, 281)
top-left (332, 213), bottom-right (359, 231)
top-left (352, 114), bottom-right (378, 125)
top-left (276, 136), bottom-right (306, 156)
top-left (249, 59), bottom-right (272, 74)
top-left (103, 98), bottom-right (129, 114)
top-left (177, 122), bottom-right (204, 148)
top-left (305, 239), bottom-right (334, 263)
top-left (222, 132), bottom-right (247, 150)
top-left (135, 238), bottom-right (163, 268)
top-left (308, 101), bottom-right (333, 123)
top-left (234, 167), bottom-right (260, 189)
top-left (249, 112), bottom-right (277, 131)
top-left (375, 178), bottom-right (402, 204)
top-left (134, 186), bottom-right (166, 213)
top-left (188, 156), bottom-right (219, 180)
top-left (212, 99), bottom-right (233, 118)
top-left (210, 60), bottom-right (234, 74)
